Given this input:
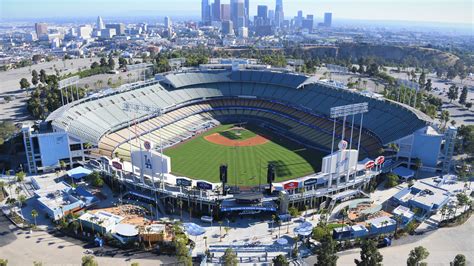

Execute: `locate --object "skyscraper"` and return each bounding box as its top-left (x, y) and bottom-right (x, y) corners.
top-left (324, 12), bottom-right (332, 27)
top-left (231, 0), bottom-right (245, 29)
top-left (35, 23), bottom-right (48, 37)
top-left (221, 4), bottom-right (231, 21)
top-left (244, 0), bottom-right (250, 26)
top-left (212, 0), bottom-right (221, 21)
top-left (96, 16), bottom-right (105, 30)
top-left (201, 0), bottom-right (211, 24)
top-left (275, 0), bottom-right (284, 28)
top-left (164, 16), bottom-right (171, 28)
top-left (257, 5), bottom-right (268, 20)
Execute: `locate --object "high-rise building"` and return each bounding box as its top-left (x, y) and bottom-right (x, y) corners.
top-left (221, 4), bottom-right (230, 21)
top-left (106, 23), bottom-right (125, 35)
top-left (324, 12), bottom-right (332, 27)
top-left (222, 20), bottom-right (234, 35)
top-left (164, 16), bottom-right (171, 28)
top-left (100, 28), bottom-right (116, 39)
top-left (244, 0), bottom-right (250, 26)
top-left (257, 5), bottom-right (268, 20)
top-left (238, 27), bottom-right (248, 38)
top-left (212, 0), bottom-right (221, 21)
top-left (96, 16), bottom-right (105, 30)
top-left (78, 25), bottom-right (93, 39)
top-left (275, 0), bottom-right (284, 28)
top-left (231, 0), bottom-right (245, 29)
top-left (201, 0), bottom-right (211, 25)
top-left (35, 23), bottom-right (48, 37)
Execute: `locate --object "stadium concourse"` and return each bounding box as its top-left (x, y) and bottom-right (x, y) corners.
top-left (27, 66), bottom-right (432, 218)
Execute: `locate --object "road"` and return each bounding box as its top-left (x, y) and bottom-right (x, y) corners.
top-left (305, 216), bottom-right (474, 265)
top-left (0, 214), bottom-right (175, 266)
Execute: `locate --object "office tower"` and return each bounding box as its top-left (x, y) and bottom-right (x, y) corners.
top-left (302, 15), bottom-right (314, 32)
top-left (201, 0), bottom-right (211, 24)
top-left (164, 16), bottom-right (171, 28)
top-left (221, 4), bottom-right (230, 21)
top-left (100, 28), bottom-right (116, 39)
top-left (222, 20), bottom-right (234, 35)
top-left (257, 5), bottom-right (268, 20)
top-left (238, 27), bottom-right (248, 38)
top-left (324, 12), bottom-right (332, 27)
top-left (244, 0), bottom-right (250, 26)
top-left (35, 23), bottom-right (48, 37)
top-left (78, 25), bottom-right (93, 39)
top-left (268, 9), bottom-right (275, 25)
top-left (106, 23), bottom-right (125, 35)
top-left (275, 0), bottom-right (284, 27)
top-left (96, 16), bottom-right (105, 30)
top-left (212, 0), bottom-right (221, 21)
top-left (231, 0), bottom-right (245, 28)
top-left (294, 10), bottom-right (303, 28)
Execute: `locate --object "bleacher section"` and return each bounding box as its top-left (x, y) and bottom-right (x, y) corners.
top-left (46, 69), bottom-right (431, 160)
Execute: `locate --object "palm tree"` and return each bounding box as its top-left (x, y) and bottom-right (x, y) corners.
top-left (271, 214), bottom-right (276, 235)
top-left (414, 158), bottom-right (423, 179)
top-left (31, 209), bottom-right (38, 226)
top-left (218, 221), bottom-right (223, 241)
top-left (341, 206), bottom-right (348, 226)
top-left (440, 205), bottom-right (448, 221)
top-left (203, 236), bottom-right (208, 251)
top-left (177, 200), bottom-right (183, 220)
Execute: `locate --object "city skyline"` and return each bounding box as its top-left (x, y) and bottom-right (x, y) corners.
top-left (1, 0), bottom-right (472, 25)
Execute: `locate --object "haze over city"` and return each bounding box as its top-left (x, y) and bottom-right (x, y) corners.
top-left (1, 0), bottom-right (473, 25)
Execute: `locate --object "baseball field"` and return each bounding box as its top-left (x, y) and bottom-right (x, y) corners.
top-left (164, 124), bottom-right (325, 186)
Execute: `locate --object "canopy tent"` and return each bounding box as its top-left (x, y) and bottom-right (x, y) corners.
top-left (276, 238), bottom-right (289, 245)
top-left (183, 223), bottom-right (206, 236)
top-left (294, 221), bottom-right (314, 236)
top-left (67, 166), bottom-right (92, 180)
top-left (115, 223), bottom-right (139, 237)
top-left (393, 166), bottom-right (415, 180)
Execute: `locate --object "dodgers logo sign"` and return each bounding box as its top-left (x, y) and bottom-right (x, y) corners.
top-left (144, 154), bottom-right (153, 169)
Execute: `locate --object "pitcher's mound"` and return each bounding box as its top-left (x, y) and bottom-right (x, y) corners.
top-left (204, 133), bottom-right (269, 147)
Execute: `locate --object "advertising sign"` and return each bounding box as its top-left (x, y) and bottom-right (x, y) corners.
top-left (112, 161), bottom-right (123, 170)
top-left (196, 181), bottom-right (213, 190)
top-left (375, 156), bottom-right (385, 165)
top-left (365, 160), bottom-right (375, 170)
top-left (176, 178), bottom-right (192, 187)
top-left (303, 178), bottom-right (318, 186)
top-left (322, 150), bottom-right (358, 175)
top-left (283, 181), bottom-right (299, 190)
top-left (131, 149), bottom-right (171, 177)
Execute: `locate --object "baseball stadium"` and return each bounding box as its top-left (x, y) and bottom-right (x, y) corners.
top-left (26, 63), bottom-right (433, 217)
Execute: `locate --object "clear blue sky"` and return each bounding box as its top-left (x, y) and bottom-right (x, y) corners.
top-left (0, 0), bottom-right (472, 24)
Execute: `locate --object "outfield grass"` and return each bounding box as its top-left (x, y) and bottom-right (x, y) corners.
top-left (164, 124), bottom-right (325, 186)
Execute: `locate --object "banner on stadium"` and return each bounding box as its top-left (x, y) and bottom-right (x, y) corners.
top-left (322, 149), bottom-right (358, 175)
top-left (131, 149), bottom-right (171, 178)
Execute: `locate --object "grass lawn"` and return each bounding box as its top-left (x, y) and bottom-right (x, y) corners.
top-left (164, 124), bottom-right (325, 186)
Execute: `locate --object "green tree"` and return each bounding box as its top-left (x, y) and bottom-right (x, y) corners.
top-left (447, 86), bottom-right (459, 102)
top-left (20, 78), bottom-right (31, 90)
top-left (441, 110), bottom-right (450, 128)
top-left (407, 246), bottom-right (429, 266)
top-left (31, 209), bottom-right (39, 226)
top-left (100, 57), bottom-right (108, 67)
top-left (118, 57), bottom-right (128, 69)
top-left (315, 234), bottom-right (338, 266)
top-left (385, 173), bottom-right (399, 188)
top-left (39, 69), bottom-right (47, 83)
top-left (354, 239), bottom-right (383, 266)
top-left (31, 70), bottom-right (39, 86)
top-left (458, 87), bottom-right (468, 105)
top-left (222, 248), bottom-right (238, 266)
top-left (272, 254), bottom-right (289, 266)
top-left (414, 158), bottom-right (423, 179)
top-left (452, 254), bottom-right (466, 266)
top-left (33, 261), bottom-right (43, 266)
top-left (108, 56), bottom-right (115, 69)
top-left (81, 255), bottom-right (98, 266)
top-left (0, 258), bottom-right (8, 266)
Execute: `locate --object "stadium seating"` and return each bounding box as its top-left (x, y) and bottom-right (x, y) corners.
top-left (47, 69), bottom-right (430, 160)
